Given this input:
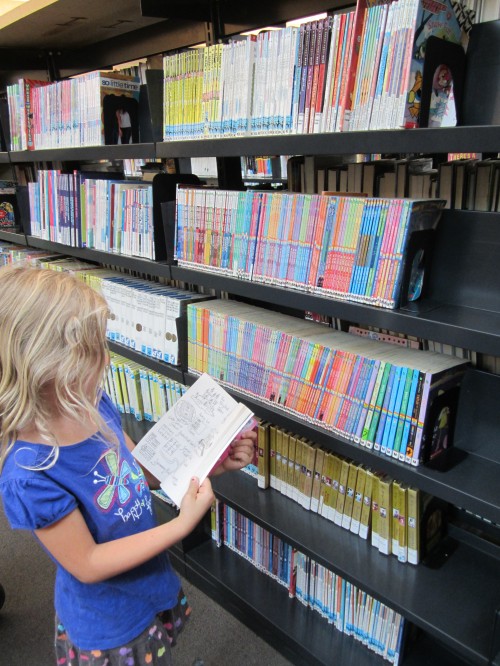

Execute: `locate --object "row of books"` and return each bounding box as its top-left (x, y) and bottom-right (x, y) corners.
top-left (255, 420), bottom-right (444, 563)
top-left (464, 0), bottom-right (500, 22)
top-left (6, 71), bottom-right (141, 151)
top-left (186, 299), bottom-right (468, 467)
top-left (176, 187), bottom-right (446, 309)
top-left (213, 501), bottom-right (406, 664)
top-left (240, 155), bottom-right (288, 180)
top-left (288, 153), bottom-right (500, 212)
top-left (28, 170), bottom-right (156, 259)
top-left (4, 242), bottom-right (491, 379)
top-left (289, 155), bottom-right (436, 198)
top-left (106, 352), bottom-right (187, 422)
top-left (294, 551), bottom-right (406, 663)
top-left (162, 0), bottom-right (465, 140)
top-left (41, 258), bottom-right (210, 365)
top-left (0, 241), bottom-right (60, 267)
top-left (438, 157), bottom-right (500, 211)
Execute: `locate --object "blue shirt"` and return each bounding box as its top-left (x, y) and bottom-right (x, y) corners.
top-left (0, 392), bottom-right (181, 650)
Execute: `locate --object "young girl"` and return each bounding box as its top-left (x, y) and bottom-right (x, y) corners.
top-left (0, 265), bottom-right (256, 666)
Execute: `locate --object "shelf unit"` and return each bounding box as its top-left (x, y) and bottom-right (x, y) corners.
top-left (1, 1), bottom-right (499, 663)
top-left (2, 127), bottom-right (500, 664)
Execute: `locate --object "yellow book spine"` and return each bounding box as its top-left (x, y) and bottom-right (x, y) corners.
top-left (275, 427), bottom-right (284, 494)
top-left (350, 466), bottom-right (366, 535)
top-left (319, 451), bottom-right (333, 518)
top-left (377, 475), bottom-right (392, 555)
top-left (291, 436), bottom-right (303, 505)
top-left (341, 462), bottom-right (359, 530)
top-left (334, 458), bottom-right (350, 526)
top-left (286, 433), bottom-right (297, 500)
top-left (269, 425), bottom-right (278, 490)
top-left (148, 371), bottom-right (160, 422)
top-left (407, 486), bottom-right (420, 565)
top-left (370, 473), bottom-right (380, 549)
top-left (279, 430), bottom-right (288, 496)
top-left (359, 469), bottom-right (374, 540)
top-left (257, 421), bottom-right (270, 490)
top-left (310, 447), bottom-right (325, 514)
top-left (294, 438), bottom-right (306, 506)
top-left (328, 454), bottom-right (342, 522)
top-left (117, 362), bottom-right (130, 414)
top-left (398, 484), bottom-right (408, 563)
top-left (391, 480), bottom-right (402, 556)
top-left (302, 441), bottom-right (317, 511)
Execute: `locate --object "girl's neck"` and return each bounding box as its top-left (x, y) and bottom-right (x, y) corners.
top-left (18, 413), bottom-right (99, 447)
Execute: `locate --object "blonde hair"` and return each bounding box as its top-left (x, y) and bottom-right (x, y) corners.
top-left (0, 264), bottom-right (112, 470)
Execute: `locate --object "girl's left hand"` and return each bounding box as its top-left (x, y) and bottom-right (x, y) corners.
top-left (211, 430), bottom-right (257, 475)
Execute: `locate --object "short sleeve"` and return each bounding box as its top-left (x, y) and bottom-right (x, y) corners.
top-left (0, 477), bottom-right (77, 530)
top-left (100, 390), bottom-right (122, 430)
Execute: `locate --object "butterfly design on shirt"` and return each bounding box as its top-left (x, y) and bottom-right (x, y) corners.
top-left (130, 459), bottom-right (147, 496)
top-left (93, 449), bottom-right (132, 511)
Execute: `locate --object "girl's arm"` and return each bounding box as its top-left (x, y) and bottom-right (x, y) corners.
top-left (123, 427), bottom-right (256, 479)
top-left (34, 476), bottom-right (213, 585)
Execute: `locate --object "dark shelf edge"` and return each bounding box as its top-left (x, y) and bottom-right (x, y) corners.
top-left (17, 233), bottom-right (499, 522)
top-left (0, 229), bottom-right (27, 245)
top-left (8, 143), bottom-right (156, 162)
top-left (108, 341), bottom-right (185, 384)
top-left (156, 126), bottom-right (500, 158)
top-left (185, 540), bottom-right (389, 666)
top-left (211, 472), bottom-right (497, 666)
top-left (183, 372), bottom-right (500, 525)
top-left (170, 266), bottom-right (500, 357)
top-left (184, 539), bottom-right (478, 666)
top-left (19, 225), bottom-right (500, 357)
top-left (24, 237), bottom-right (172, 278)
top-left (0, 152), bottom-right (10, 163)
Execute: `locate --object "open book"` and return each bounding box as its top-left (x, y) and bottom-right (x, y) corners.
top-left (132, 373), bottom-right (255, 507)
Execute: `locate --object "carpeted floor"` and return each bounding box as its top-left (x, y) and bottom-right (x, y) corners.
top-left (0, 507), bottom-right (293, 666)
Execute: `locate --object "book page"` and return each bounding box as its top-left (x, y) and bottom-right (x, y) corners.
top-left (132, 373), bottom-right (254, 506)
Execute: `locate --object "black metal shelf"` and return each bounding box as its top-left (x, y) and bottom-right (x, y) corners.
top-left (4, 126), bottom-right (498, 164)
top-left (0, 152), bottom-right (10, 163)
top-left (0, 229), bottom-right (27, 245)
top-left (8, 143), bottom-right (156, 163)
top-left (183, 369), bottom-right (500, 526)
top-left (170, 265), bottom-right (500, 357)
top-left (15, 236), bottom-right (500, 523)
top-left (211, 472), bottom-right (500, 666)
top-left (185, 539), bottom-right (393, 666)
top-left (108, 341), bottom-right (185, 384)
top-left (156, 126), bottom-right (500, 158)
top-left (20, 220), bottom-right (500, 357)
top-left (25, 237), bottom-right (172, 278)
top-left (5, 120), bottom-right (499, 666)
top-left (184, 538), bottom-right (473, 666)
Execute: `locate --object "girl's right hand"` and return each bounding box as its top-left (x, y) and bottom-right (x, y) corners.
top-left (178, 477), bottom-right (215, 531)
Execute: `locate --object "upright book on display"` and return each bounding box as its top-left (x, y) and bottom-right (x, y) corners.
top-left (343, 0), bottom-right (465, 130)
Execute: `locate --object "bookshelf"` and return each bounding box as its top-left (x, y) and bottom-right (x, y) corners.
top-left (1, 2), bottom-right (499, 665)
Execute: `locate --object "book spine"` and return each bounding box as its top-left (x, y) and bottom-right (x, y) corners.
top-left (257, 421), bottom-right (270, 489)
top-left (406, 486), bottom-right (420, 565)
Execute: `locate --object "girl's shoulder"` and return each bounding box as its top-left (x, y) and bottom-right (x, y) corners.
top-left (99, 390), bottom-right (122, 426)
top-left (0, 456), bottom-right (77, 530)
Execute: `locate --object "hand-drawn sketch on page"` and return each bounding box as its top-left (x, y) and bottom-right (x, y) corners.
top-left (132, 373), bottom-right (254, 506)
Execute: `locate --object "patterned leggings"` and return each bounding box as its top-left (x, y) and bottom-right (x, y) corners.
top-left (55, 589), bottom-right (191, 666)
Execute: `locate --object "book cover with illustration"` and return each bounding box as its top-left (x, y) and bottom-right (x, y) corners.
top-left (99, 72), bottom-right (141, 145)
top-left (0, 181), bottom-right (18, 228)
top-left (403, 0), bottom-right (467, 128)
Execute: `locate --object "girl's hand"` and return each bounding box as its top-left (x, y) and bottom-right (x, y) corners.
top-left (211, 430), bottom-right (257, 475)
top-left (178, 477), bottom-right (215, 531)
